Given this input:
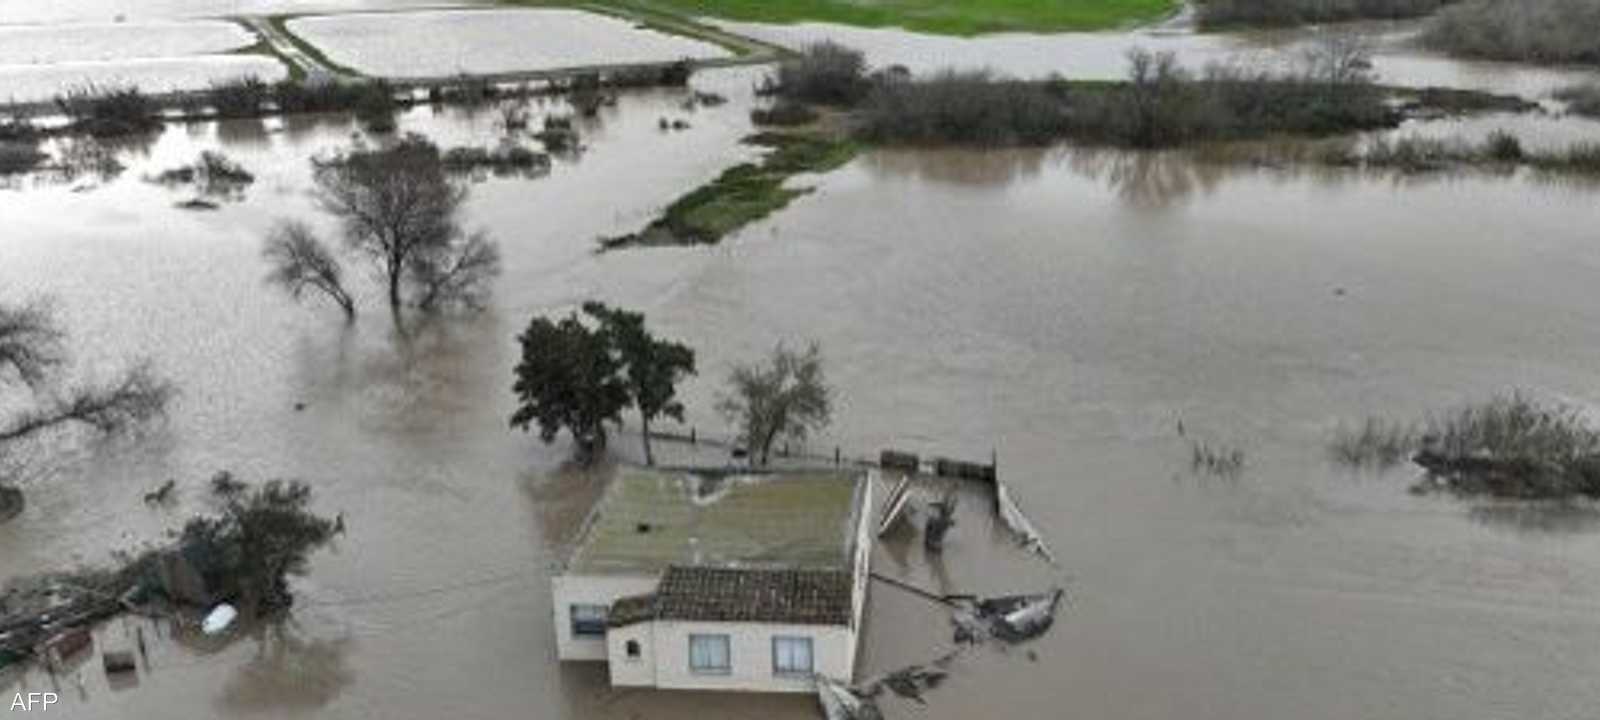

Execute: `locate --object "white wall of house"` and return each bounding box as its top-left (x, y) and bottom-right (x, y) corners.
top-left (551, 573), bottom-right (658, 661)
top-left (647, 620), bottom-right (854, 693)
top-left (606, 623), bottom-right (657, 687)
top-left (846, 472), bottom-right (875, 677)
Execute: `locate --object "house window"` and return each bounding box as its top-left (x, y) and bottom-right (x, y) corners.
top-left (771, 636), bottom-right (814, 677)
top-left (570, 604), bottom-right (608, 637)
top-left (688, 634), bottom-right (731, 675)
top-left (625, 640), bottom-right (641, 659)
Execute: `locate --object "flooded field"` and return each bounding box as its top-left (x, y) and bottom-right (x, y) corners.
top-left (0, 57), bottom-right (288, 104)
top-left (0, 18), bottom-right (284, 104)
top-left (6, 10), bottom-right (1600, 720)
top-left (0, 0), bottom-right (470, 25)
top-left (0, 20), bottom-right (257, 66)
top-left (717, 17), bottom-right (1600, 98)
top-left (286, 9), bottom-right (731, 78)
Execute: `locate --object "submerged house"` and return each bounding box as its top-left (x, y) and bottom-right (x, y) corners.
top-left (552, 467), bottom-right (874, 692)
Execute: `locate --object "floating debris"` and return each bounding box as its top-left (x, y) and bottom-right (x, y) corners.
top-left (924, 492), bottom-right (957, 552)
top-left (994, 479), bottom-right (1055, 564)
top-left (202, 603), bottom-right (238, 635)
top-left (952, 588), bottom-right (1066, 645)
top-left (876, 474), bottom-right (914, 537)
top-left (816, 674), bottom-right (883, 720)
top-left (142, 479), bottom-right (176, 505)
top-left (102, 649), bottom-right (136, 675)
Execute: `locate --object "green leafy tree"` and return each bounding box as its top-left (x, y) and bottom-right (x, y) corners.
top-left (179, 479), bottom-right (339, 613)
top-left (583, 303), bottom-right (696, 466)
top-left (717, 342), bottom-right (832, 466)
top-left (509, 311), bottom-right (629, 461)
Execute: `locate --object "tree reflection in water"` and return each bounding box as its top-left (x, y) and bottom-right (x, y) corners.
top-left (218, 622), bottom-right (355, 713)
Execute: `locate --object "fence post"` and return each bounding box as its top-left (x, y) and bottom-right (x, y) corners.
top-left (690, 426), bottom-right (697, 445)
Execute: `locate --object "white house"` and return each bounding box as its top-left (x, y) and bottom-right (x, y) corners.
top-left (551, 466), bottom-right (874, 693)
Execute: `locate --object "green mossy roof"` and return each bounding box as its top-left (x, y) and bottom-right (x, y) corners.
top-left (565, 467), bottom-right (865, 575)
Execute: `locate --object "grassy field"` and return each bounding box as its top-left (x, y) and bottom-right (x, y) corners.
top-left (515, 0), bottom-right (1180, 36)
top-left (599, 132), bottom-right (858, 250)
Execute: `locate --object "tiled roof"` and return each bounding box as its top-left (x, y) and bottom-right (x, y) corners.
top-left (608, 593), bottom-right (658, 628)
top-left (654, 566), bottom-right (852, 626)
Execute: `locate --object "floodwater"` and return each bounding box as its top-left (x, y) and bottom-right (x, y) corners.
top-left (5, 13), bottom-right (1600, 720)
top-left (286, 9), bottom-right (731, 78)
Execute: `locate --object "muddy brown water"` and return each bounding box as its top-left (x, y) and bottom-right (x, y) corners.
top-left (5, 6), bottom-right (1600, 720)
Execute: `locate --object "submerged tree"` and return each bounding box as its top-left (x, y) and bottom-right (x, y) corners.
top-left (310, 134), bottom-right (501, 324)
top-left (262, 220), bottom-right (356, 321)
top-left (509, 311), bottom-right (630, 461)
top-left (717, 342), bottom-right (832, 466)
top-left (583, 302), bottom-right (696, 466)
top-left (408, 230), bottom-right (502, 314)
top-left (0, 299), bottom-right (172, 515)
top-left (178, 479), bottom-right (340, 613)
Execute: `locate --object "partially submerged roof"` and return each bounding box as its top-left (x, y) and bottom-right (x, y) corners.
top-left (564, 466), bottom-right (866, 576)
top-left (608, 567), bottom-right (853, 628)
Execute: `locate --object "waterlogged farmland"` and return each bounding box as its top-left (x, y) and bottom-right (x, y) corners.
top-left (5, 4), bottom-right (1600, 720)
top-left (286, 9), bottom-right (733, 78)
top-left (0, 20), bottom-right (258, 66)
top-left (0, 20), bottom-right (286, 103)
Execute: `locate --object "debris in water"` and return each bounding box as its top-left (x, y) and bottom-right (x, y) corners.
top-left (865, 653), bottom-right (956, 704)
top-left (816, 674), bottom-right (883, 720)
top-left (952, 588), bottom-right (1066, 645)
top-left (102, 649), bottom-right (136, 675)
top-left (202, 603), bottom-right (238, 635)
top-left (924, 492), bottom-right (957, 552)
top-left (876, 474), bottom-right (914, 537)
top-left (994, 478), bottom-right (1055, 564)
top-left (142, 479), bottom-right (176, 505)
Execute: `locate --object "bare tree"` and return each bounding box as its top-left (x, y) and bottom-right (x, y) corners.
top-left (263, 220), bottom-right (356, 321)
top-left (408, 230), bottom-right (502, 314)
top-left (0, 300), bottom-right (63, 388)
top-left (717, 342), bottom-right (831, 466)
top-left (1122, 48), bottom-right (1195, 148)
top-left (0, 300), bottom-right (173, 514)
top-left (312, 135), bottom-right (468, 323)
top-left (1300, 32), bottom-right (1376, 89)
top-left (0, 361), bottom-right (172, 444)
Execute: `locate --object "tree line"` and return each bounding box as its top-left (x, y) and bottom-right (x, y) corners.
top-left (509, 305), bottom-right (832, 467)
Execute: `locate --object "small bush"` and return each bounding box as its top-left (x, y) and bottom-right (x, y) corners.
top-left (751, 102), bottom-right (819, 127)
top-left (55, 84), bottom-right (161, 137)
top-left (1191, 441), bottom-right (1245, 477)
top-left (1556, 84), bottom-right (1600, 118)
top-left (860, 69), bottom-right (1070, 146)
top-left (441, 143), bottom-right (550, 176)
top-left (1331, 418), bottom-right (1420, 469)
top-left (766, 42), bottom-right (871, 106)
top-left (209, 75), bottom-right (270, 118)
top-left (1423, 0), bottom-right (1600, 65)
top-left (1200, 0), bottom-right (1454, 27)
top-left (353, 82), bottom-right (398, 133)
top-left (1528, 142), bottom-right (1600, 175)
top-left (0, 141), bottom-right (47, 175)
top-left (0, 114), bottom-right (38, 143)
top-left (1485, 129), bottom-right (1523, 162)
